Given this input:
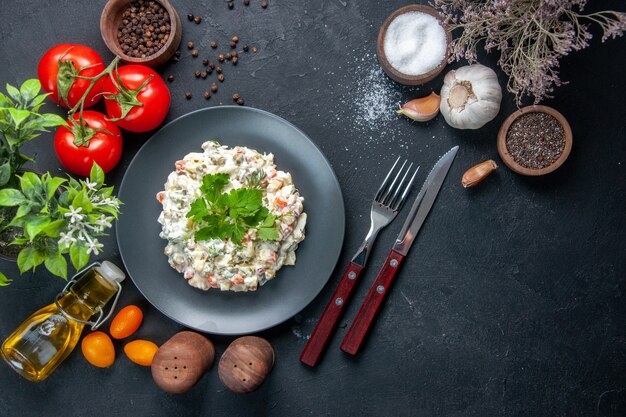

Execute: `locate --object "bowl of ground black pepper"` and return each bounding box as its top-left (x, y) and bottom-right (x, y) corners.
top-left (497, 105), bottom-right (573, 176)
top-left (101, 0), bottom-right (182, 67)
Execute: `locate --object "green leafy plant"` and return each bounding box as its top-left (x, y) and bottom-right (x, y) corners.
top-left (0, 164), bottom-right (121, 281)
top-left (187, 173), bottom-right (280, 244)
top-left (0, 79), bottom-right (66, 187)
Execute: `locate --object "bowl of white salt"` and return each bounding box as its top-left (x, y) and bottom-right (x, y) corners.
top-left (377, 4), bottom-right (451, 86)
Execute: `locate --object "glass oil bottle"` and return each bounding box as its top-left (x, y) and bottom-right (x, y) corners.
top-left (1, 261), bottom-right (125, 382)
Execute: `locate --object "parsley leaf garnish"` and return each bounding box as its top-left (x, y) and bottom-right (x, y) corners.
top-left (187, 173), bottom-right (281, 243)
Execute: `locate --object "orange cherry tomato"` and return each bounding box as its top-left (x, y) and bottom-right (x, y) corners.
top-left (109, 305), bottom-right (144, 339)
top-left (124, 340), bottom-right (159, 366)
top-left (81, 331), bottom-right (115, 368)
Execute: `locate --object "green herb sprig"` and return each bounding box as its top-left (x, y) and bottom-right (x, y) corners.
top-left (187, 173), bottom-right (280, 244)
top-left (0, 163), bottom-right (121, 281)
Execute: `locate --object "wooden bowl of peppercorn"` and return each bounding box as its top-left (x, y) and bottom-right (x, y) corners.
top-left (100, 0), bottom-right (182, 67)
top-left (497, 105), bottom-right (573, 176)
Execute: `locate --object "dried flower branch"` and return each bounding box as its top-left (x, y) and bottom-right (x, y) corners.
top-left (433, 0), bottom-right (626, 104)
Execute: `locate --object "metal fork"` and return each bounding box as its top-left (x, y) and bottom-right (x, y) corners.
top-left (300, 158), bottom-right (418, 367)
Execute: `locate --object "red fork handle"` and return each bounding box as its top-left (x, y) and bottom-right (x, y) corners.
top-left (340, 250), bottom-right (405, 356)
top-left (300, 262), bottom-right (364, 367)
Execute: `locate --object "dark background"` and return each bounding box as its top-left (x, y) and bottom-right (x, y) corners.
top-left (1, 0), bottom-right (625, 416)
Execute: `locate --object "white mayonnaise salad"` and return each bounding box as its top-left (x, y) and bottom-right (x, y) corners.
top-left (157, 141), bottom-right (306, 292)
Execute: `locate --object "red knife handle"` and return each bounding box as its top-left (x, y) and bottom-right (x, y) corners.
top-left (300, 262), bottom-right (364, 367)
top-left (340, 250), bottom-right (405, 356)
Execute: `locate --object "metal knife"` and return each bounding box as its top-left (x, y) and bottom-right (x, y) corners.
top-left (340, 146), bottom-right (459, 356)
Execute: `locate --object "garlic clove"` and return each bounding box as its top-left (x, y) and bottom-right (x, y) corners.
top-left (397, 92), bottom-right (440, 122)
top-left (462, 159), bottom-right (498, 188)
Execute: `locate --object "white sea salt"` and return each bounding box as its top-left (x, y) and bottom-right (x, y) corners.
top-left (383, 11), bottom-right (447, 76)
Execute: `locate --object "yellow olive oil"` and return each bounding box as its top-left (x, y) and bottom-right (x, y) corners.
top-left (1, 262), bottom-right (124, 382)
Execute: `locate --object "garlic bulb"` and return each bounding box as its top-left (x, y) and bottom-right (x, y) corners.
top-left (439, 64), bottom-right (502, 130)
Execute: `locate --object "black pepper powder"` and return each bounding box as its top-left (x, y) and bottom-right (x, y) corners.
top-left (505, 112), bottom-right (565, 169)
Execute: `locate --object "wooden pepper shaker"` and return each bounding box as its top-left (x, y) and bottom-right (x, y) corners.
top-left (151, 331), bottom-right (215, 394)
top-left (218, 336), bottom-right (274, 394)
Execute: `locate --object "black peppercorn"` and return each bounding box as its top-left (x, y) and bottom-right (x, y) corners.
top-left (201, 71), bottom-right (208, 79)
top-left (261, 0), bottom-right (268, 8)
top-left (187, 41), bottom-right (194, 49)
top-left (209, 62), bottom-right (216, 69)
top-left (191, 49), bottom-right (199, 57)
top-left (218, 54), bottom-right (225, 62)
top-left (236, 98), bottom-right (245, 105)
top-left (243, 0), bottom-right (250, 5)
top-left (218, 74), bottom-right (225, 82)
top-left (243, 45), bottom-right (249, 52)
top-left (167, 74), bottom-right (174, 82)
top-left (216, 66), bottom-right (223, 74)
top-left (187, 14), bottom-right (194, 21)
top-left (230, 41), bottom-right (237, 49)
top-left (204, 91), bottom-right (211, 99)
top-left (210, 40), bottom-right (218, 49)
top-left (232, 93), bottom-right (241, 101)
top-left (202, 58), bottom-right (209, 66)
top-left (225, 53), bottom-right (231, 60)
top-left (185, 91), bottom-right (192, 99)
top-left (194, 15), bottom-right (202, 24)
top-left (194, 70), bottom-right (201, 78)
top-left (175, 50), bottom-right (181, 57)
top-left (228, 1), bottom-right (234, 9)
top-left (231, 50), bottom-right (238, 58)
top-left (232, 56), bottom-right (238, 65)
top-left (211, 83), bottom-right (218, 92)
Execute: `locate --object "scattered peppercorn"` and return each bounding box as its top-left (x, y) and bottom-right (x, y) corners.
top-left (175, 50), bottom-right (181, 57)
top-left (193, 15), bottom-right (202, 24)
top-left (230, 41), bottom-right (237, 49)
top-left (261, 0), bottom-right (268, 9)
top-left (117, 1), bottom-right (171, 59)
top-left (243, 45), bottom-right (249, 52)
top-left (209, 62), bottom-right (216, 69)
top-left (187, 41), bottom-right (194, 49)
top-left (232, 36), bottom-right (239, 43)
top-left (194, 70), bottom-right (201, 78)
top-left (191, 49), bottom-right (199, 57)
top-left (218, 54), bottom-right (225, 62)
top-left (216, 66), bottom-right (223, 74)
top-left (225, 53), bottom-right (232, 60)
top-left (231, 50), bottom-right (238, 58)
top-left (232, 93), bottom-right (241, 101)
top-left (243, 0), bottom-right (250, 5)
top-left (204, 91), bottom-right (211, 99)
top-left (172, 57), bottom-right (179, 63)
top-left (211, 83), bottom-right (218, 92)
top-left (187, 14), bottom-right (194, 21)
top-left (185, 91), bottom-right (192, 99)
top-left (218, 74), bottom-right (225, 82)
top-left (210, 40), bottom-right (218, 49)
top-left (202, 58), bottom-right (209, 66)
top-left (228, 1), bottom-right (234, 9)
top-left (200, 71), bottom-right (208, 79)
top-left (167, 74), bottom-right (174, 82)
top-left (252, 46), bottom-right (258, 53)
top-left (236, 98), bottom-right (245, 105)
top-left (207, 66), bottom-right (213, 74)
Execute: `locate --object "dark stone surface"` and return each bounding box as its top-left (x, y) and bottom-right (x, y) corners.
top-left (0, 1), bottom-right (625, 416)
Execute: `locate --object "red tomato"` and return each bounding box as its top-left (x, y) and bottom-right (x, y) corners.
top-left (103, 65), bottom-right (170, 133)
top-left (54, 111), bottom-right (123, 177)
top-left (38, 44), bottom-right (105, 109)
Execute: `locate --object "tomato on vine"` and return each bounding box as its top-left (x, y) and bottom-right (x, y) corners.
top-left (103, 65), bottom-right (170, 133)
top-left (38, 44), bottom-right (105, 109)
top-left (54, 111), bottom-right (123, 177)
